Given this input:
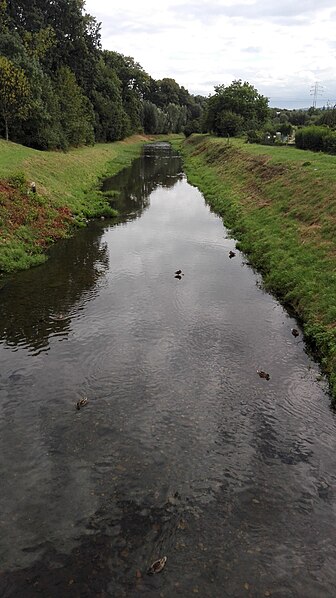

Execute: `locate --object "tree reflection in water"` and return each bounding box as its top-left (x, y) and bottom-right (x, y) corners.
top-left (102, 142), bottom-right (183, 221)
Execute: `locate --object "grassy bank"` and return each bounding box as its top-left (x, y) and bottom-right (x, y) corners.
top-left (0, 135), bottom-right (153, 272)
top-left (176, 134), bottom-right (336, 402)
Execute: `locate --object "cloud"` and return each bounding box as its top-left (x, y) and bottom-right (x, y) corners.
top-left (170, 0), bottom-right (336, 23)
top-left (242, 46), bottom-right (262, 54)
top-left (85, 0), bottom-right (336, 108)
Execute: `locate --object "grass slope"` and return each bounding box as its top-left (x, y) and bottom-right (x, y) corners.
top-left (177, 134), bottom-right (336, 402)
top-left (0, 135), bottom-right (151, 272)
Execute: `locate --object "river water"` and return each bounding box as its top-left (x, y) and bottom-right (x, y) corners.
top-left (0, 142), bottom-right (335, 597)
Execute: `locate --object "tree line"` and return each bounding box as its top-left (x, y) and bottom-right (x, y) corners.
top-left (0, 0), bottom-right (206, 149)
top-left (2, 1), bottom-right (335, 152)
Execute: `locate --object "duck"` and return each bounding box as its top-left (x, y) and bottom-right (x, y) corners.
top-left (147, 556), bottom-right (167, 575)
top-left (229, 250), bottom-right (236, 258)
top-left (76, 397), bottom-right (88, 410)
top-left (291, 328), bottom-right (299, 337)
top-left (175, 269), bottom-right (182, 275)
top-left (257, 369), bottom-right (270, 380)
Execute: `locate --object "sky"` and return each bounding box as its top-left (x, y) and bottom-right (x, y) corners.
top-left (85, 0), bottom-right (336, 109)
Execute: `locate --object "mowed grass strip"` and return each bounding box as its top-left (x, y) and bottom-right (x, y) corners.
top-left (0, 135), bottom-right (151, 272)
top-left (178, 134), bottom-right (336, 402)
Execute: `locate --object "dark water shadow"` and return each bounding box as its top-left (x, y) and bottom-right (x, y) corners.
top-left (0, 225), bottom-right (109, 353)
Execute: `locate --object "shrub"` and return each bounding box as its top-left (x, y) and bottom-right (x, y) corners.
top-left (295, 126), bottom-right (330, 151)
top-left (323, 132), bottom-right (336, 154)
top-left (245, 129), bottom-right (263, 144)
top-left (214, 110), bottom-right (244, 137)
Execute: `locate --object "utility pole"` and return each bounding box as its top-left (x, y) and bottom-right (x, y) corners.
top-left (310, 82), bottom-right (323, 108)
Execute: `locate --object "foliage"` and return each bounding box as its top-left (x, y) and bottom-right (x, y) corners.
top-left (295, 126), bottom-right (331, 152)
top-left (91, 57), bottom-right (127, 142)
top-left (0, 55), bottom-right (31, 140)
top-left (278, 122), bottom-right (292, 136)
top-left (322, 132), bottom-right (336, 154)
top-left (214, 110), bottom-right (244, 137)
top-left (206, 80), bottom-right (269, 137)
top-left (246, 129), bottom-right (263, 144)
top-left (55, 66), bottom-right (94, 149)
top-left (143, 101), bottom-right (159, 134)
top-left (103, 50), bottom-right (149, 135)
top-left (316, 107), bottom-right (336, 128)
top-left (0, 0), bottom-right (207, 149)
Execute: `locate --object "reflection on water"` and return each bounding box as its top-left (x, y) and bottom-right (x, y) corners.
top-left (1, 143), bottom-right (336, 597)
top-left (0, 226), bottom-right (109, 354)
top-left (102, 142), bottom-right (184, 222)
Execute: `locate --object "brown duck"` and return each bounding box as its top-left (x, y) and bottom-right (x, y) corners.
top-left (147, 556), bottom-right (167, 575)
top-left (76, 397), bottom-right (88, 410)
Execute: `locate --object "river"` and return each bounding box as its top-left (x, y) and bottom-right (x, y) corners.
top-left (0, 142), bottom-right (335, 597)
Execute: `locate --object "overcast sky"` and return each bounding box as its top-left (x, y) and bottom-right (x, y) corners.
top-left (85, 0), bottom-right (336, 109)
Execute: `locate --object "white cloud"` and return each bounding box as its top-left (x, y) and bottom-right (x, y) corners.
top-left (85, 0), bottom-right (336, 107)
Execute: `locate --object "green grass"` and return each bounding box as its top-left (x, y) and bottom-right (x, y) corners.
top-left (0, 135), bottom-right (154, 272)
top-left (0, 135), bottom-right (150, 213)
top-left (176, 134), bottom-right (336, 402)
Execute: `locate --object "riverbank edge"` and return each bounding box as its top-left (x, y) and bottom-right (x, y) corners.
top-left (172, 135), bottom-right (336, 403)
top-left (0, 134), bottom-right (158, 274)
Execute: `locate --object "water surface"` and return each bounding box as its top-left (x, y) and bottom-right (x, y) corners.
top-left (0, 143), bottom-right (335, 597)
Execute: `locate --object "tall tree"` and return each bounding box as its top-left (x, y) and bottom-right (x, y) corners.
top-left (91, 57), bottom-right (128, 142)
top-left (206, 80), bottom-right (269, 136)
top-left (103, 51), bottom-right (149, 134)
top-left (54, 66), bottom-right (94, 148)
top-left (0, 55), bottom-right (31, 140)
top-left (7, 0), bottom-right (101, 91)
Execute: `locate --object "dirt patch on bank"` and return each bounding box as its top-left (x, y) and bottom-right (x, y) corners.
top-left (0, 180), bottom-right (73, 267)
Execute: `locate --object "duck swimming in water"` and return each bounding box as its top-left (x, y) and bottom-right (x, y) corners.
top-left (76, 397), bottom-right (88, 410)
top-left (147, 556), bottom-right (167, 575)
top-left (257, 370), bottom-right (270, 380)
top-left (229, 250), bottom-right (236, 258)
top-left (291, 328), bottom-right (299, 337)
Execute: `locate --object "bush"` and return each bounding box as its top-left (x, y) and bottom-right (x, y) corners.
top-left (245, 129), bottom-right (263, 144)
top-left (323, 132), bottom-right (336, 154)
top-left (214, 110), bottom-right (244, 137)
top-left (295, 126), bottom-right (330, 151)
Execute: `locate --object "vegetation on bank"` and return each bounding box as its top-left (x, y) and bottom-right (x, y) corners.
top-left (0, 135), bottom-right (151, 272)
top-left (0, 1), bottom-right (205, 148)
top-left (295, 125), bottom-right (336, 154)
top-left (175, 134), bottom-right (336, 402)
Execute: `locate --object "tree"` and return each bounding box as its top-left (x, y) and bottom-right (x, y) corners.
top-left (206, 80), bottom-right (269, 136)
top-left (91, 57), bottom-right (128, 142)
top-left (54, 66), bottom-right (94, 148)
top-left (143, 101), bottom-right (159, 134)
top-left (215, 110), bottom-right (244, 137)
top-left (103, 51), bottom-right (149, 134)
top-left (0, 55), bottom-right (31, 140)
top-left (165, 103), bottom-right (187, 133)
top-left (156, 78), bottom-right (181, 106)
top-left (7, 0), bottom-right (102, 92)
